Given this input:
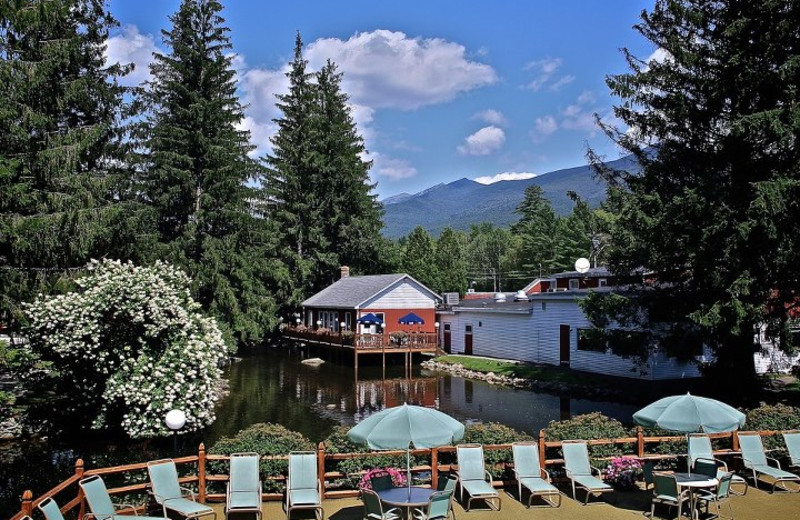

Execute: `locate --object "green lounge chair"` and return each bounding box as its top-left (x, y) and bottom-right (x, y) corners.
top-left (79, 474), bottom-right (167, 520)
top-left (147, 459), bottom-right (217, 520)
top-left (687, 433), bottom-right (748, 495)
top-left (694, 472), bottom-right (734, 520)
top-left (511, 442), bottom-right (560, 508)
top-left (782, 430), bottom-right (800, 469)
top-left (650, 472), bottom-right (689, 520)
top-left (38, 497), bottom-right (68, 520)
top-left (360, 488), bottom-right (400, 520)
top-left (412, 489), bottom-right (455, 520)
top-left (736, 431), bottom-right (800, 492)
top-left (455, 444), bottom-right (501, 511)
top-left (226, 453), bottom-right (263, 520)
top-left (561, 440), bottom-right (613, 505)
top-left (284, 451), bottom-right (324, 520)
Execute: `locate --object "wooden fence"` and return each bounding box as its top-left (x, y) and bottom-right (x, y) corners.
top-left (9, 428), bottom-right (791, 520)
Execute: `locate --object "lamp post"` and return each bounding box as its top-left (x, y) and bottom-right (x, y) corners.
top-left (165, 409), bottom-right (186, 455)
top-left (575, 257), bottom-right (590, 289)
top-left (434, 322), bottom-right (440, 348)
top-left (316, 320), bottom-right (322, 330)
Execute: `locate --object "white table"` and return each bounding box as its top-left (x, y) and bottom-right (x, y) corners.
top-left (674, 472), bottom-right (718, 519)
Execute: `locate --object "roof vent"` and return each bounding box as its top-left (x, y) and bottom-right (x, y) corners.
top-left (340, 266), bottom-right (350, 279)
top-left (514, 290), bottom-right (528, 301)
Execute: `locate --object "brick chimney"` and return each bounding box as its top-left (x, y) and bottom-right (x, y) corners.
top-left (340, 266), bottom-right (350, 279)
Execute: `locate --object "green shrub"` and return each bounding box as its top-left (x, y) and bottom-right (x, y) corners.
top-left (457, 422), bottom-right (532, 478)
top-left (745, 403), bottom-right (800, 451)
top-left (545, 413), bottom-right (630, 463)
top-left (209, 423), bottom-right (314, 492)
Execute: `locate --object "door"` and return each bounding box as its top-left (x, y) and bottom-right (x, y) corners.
top-left (465, 324), bottom-right (473, 355)
top-left (559, 324), bottom-right (570, 366)
top-left (444, 324), bottom-right (451, 353)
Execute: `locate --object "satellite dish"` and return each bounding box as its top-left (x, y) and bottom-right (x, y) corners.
top-left (575, 257), bottom-right (591, 274)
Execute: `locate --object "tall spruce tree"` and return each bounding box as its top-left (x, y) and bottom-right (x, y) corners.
top-left (265, 34), bottom-right (382, 310)
top-left (593, 0), bottom-right (800, 385)
top-left (402, 226), bottom-right (438, 291)
top-left (434, 227), bottom-right (468, 294)
top-left (140, 0), bottom-right (278, 343)
top-left (0, 0), bottom-right (140, 331)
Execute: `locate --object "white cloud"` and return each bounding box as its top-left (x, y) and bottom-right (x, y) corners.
top-left (474, 172), bottom-right (537, 184)
top-left (524, 57), bottom-right (573, 91)
top-left (457, 126), bottom-right (505, 156)
top-left (105, 25), bottom-right (159, 86)
top-left (472, 109), bottom-right (508, 127)
top-left (577, 90), bottom-right (595, 105)
top-left (236, 116), bottom-right (278, 159)
top-left (305, 30), bottom-right (498, 110)
top-left (371, 152), bottom-right (418, 180)
top-left (647, 47), bottom-right (671, 65)
top-left (530, 115), bottom-right (558, 142)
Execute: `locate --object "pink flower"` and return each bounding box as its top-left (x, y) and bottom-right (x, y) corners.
top-left (358, 467), bottom-right (408, 489)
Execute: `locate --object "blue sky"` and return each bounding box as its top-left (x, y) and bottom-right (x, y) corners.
top-left (107, 1), bottom-right (657, 199)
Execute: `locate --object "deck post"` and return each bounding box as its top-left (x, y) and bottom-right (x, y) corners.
top-left (636, 426), bottom-right (644, 457)
top-left (76, 458), bottom-right (86, 520)
top-left (431, 447), bottom-right (439, 489)
top-left (538, 430), bottom-right (546, 470)
top-left (20, 490), bottom-right (33, 517)
top-left (732, 430), bottom-right (739, 451)
top-left (198, 443), bottom-right (207, 502)
top-left (317, 442), bottom-right (326, 499)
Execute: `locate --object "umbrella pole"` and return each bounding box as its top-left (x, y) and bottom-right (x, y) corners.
top-left (407, 445), bottom-right (411, 499)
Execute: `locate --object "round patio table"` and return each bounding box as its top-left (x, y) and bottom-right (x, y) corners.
top-left (673, 472), bottom-right (718, 519)
top-left (377, 487), bottom-right (435, 518)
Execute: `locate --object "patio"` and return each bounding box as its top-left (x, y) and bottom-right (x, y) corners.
top-left (210, 482), bottom-right (800, 520)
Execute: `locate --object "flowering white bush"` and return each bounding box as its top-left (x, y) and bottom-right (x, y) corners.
top-left (23, 259), bottom-right (232, 438)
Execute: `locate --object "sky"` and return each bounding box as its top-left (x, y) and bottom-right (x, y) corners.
top-left (106, 0), bottom-right (657, 199)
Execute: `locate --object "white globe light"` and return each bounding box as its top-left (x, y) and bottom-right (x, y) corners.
top-left (575, 257), bottom-right (591, 274)
top-left (165, 409), bottom-right (186, 431)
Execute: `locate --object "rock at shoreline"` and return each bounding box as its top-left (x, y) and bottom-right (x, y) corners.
top-left (301, 357), bottom-right (325, 366)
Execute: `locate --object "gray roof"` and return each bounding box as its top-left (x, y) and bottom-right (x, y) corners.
top-left (302, 274), bottom-right (438, 309)
top-left (552, 266), bottom-right (612, 279)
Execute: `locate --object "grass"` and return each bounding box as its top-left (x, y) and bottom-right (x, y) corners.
top-left (431, 355), bottom-right (596, 385)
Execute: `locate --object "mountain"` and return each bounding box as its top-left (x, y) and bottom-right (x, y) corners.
top-left (380, 153), bottom-right (640, 238)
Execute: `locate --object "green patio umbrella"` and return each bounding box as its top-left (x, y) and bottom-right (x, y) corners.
top-left (347, 404), bottom-right (465, 496)
top-left (633, 392), bottom-right (746, 433)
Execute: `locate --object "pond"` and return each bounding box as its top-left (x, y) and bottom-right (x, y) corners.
top-left (0, 343), bottom-right (640, 515)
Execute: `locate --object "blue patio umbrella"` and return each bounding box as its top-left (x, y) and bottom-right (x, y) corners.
top-left (398, 312), bottom-right (425, 325)
top-left (348, 404), bottom-right (464, 497)
top-left (356, 313), bottom-right (383, 325)
top-left (633, 392), bottom-right (746, 433)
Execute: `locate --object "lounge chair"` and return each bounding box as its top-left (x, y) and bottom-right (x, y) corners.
top-left (360, 488), bottom-right (400, 520)
top-left (79, 474), bottom-right (167, 520)
top-left (147, 459), bottom-right (216, 520)
top-left (284, 451), bottom-right (324, 520)
top-left (694, 472), bottom-right (734, 520)
top-left (510, 442), bottom-right (560, 507)
top-left (412, 489), bottom-right (455, 520)
top-left (38, 497), bottom-right (68, 520)
top-left (455, 444), bottom-right (501, 511)
top-left (687, 433), bottom-right (748, 495)
top-left (650, 472), bottom-right (689, 520)
top-left (561, 440), bottom-right (613, 505)
top-left (782, 430), bottom-right (800, 469)
top-left (226, 453), bottom-right (263, 520)
top-left (736, 431), bottom-right (800, 492)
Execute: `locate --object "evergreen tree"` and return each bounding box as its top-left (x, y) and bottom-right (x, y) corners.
top-left (434, 227), bottom-right (468, 294)
top-left (140, 0), bottom-right (278, 343)
top-left (0, 0), bottom-right (141, 331)
top-left (467, 223), bottom-right (511, 292)
top-left (594, 0), bottom-right (800, 384)
top-left (508, 185), bottom-right (559, 277)
top-left (265, 34), bottom-right (383, 310)
top-left (402, 226), bottom-right (438, 290)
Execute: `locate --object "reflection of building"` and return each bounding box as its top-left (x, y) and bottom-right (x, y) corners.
top-left (354, 376), bottom-right (438, 421)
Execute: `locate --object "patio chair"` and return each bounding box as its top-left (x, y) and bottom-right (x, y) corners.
top-left (694, 472), bottom-right (734, 520)
top-left (284, 451), bottom-right (324, 520)
top-left (436, 474), bottom-right (458, 493)
top-left (147, 459), bottom-right (216, 520)
top-left (360, 488), bottom-right (400, 520)
top-left (510, 442), bottom-right (560, 507)
top-left (38, 497), bottom-right (67, 520)
top-left (561, 440), bottom-right (613, 505)
top-left (782, 430), bottom-right (800, 469)
top-left (226, 453), bottom-right (263, 520)
top-left (79, 474), bottom-right (167, 520)
top-left (412, 489), bottom-right (455, 520)
top-left (650, 472), bottom-right (689, 520)
top-left (370, 471), bottom-right (394, 492)
top-left (687, 433), bottom-right (747, 495)
top-left (736, 431), bottom-right (800, 492)
top-left (455, 444), bottom-right (501, 511)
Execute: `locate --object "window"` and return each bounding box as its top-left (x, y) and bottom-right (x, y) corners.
top-left (569, 279), bottom-right (579, 290)
top-left (541, 301), bottom-right (546, 311)
top-left (465, 325), bottom-right (473, 334)
top-left (577, 328), bottom-right (607, 352)
top-left (598, 279), bottom-right (608, 287)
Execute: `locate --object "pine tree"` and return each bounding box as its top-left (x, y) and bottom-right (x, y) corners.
top-left (265, 34), bottom-right (383, 310)
top-left (508, 185), bottom-right (559, 276)
top-left (0, 0), bottom-right (140, 330)
top-left (140, 0), bottom-right (278, 343)
top-left (594, 0), bottom-right (800, 384)
top-left (402, 226), bottom-right (438, 290)
top-left (434, 227), bottom-right (468, 294)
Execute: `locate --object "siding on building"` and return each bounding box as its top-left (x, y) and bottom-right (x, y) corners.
top-left (366, 282), bottom-right (437, 309)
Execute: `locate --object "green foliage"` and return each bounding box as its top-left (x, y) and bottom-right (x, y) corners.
top-left (402, 227), bottom-right (439, 291)
top-left (458, 423), bottom-right (532, 477)
top-left (746, 403), bottom-right (800, 451)
top-left (209, 422), bottom-right (315, 493)
top-left (434, 228), bottom-right (468, 294)
top-left (22, 259), bottom-right (231, 438)
top-left (545, 413), bottom-right (630, 462)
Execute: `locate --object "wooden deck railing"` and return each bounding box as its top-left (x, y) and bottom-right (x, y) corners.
top-left (10, 428), bottom-right (791, 520)
top-left (282, 329), bottom-right (438, 351)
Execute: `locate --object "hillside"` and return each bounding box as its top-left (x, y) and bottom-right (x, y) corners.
top-left (380, 153), bottom-right (640, 238)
